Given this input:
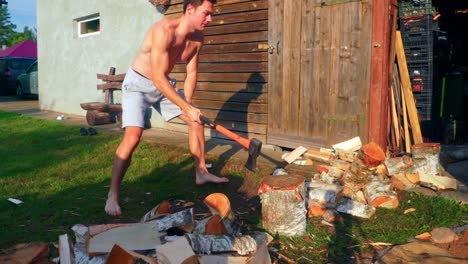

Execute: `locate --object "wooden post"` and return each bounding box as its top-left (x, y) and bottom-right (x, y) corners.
top-left (258, 174), bottom-right (306, 236)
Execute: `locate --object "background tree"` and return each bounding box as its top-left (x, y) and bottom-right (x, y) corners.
top-left (0, 6), bottom-right (16, 47)
top-left (10, 26), bottom-right (37, 45)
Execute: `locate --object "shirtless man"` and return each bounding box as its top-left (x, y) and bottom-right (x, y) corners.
top-left (105, 0), bottom-right (228, 216)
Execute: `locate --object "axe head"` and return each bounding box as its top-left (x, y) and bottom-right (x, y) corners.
top-left (245, 138), bottom-right (262, 172)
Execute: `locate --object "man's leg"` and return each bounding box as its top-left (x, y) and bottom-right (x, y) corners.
top-left (105, 126), bottom-right (143, 216)
top-left (179, 114), bottom-right (229, 184)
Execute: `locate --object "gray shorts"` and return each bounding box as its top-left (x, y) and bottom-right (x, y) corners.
top-left (121, 68), bottom-right (185, 128)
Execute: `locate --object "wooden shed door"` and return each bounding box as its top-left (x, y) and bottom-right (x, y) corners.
top-left (267, 0), bottom-right (372, 149)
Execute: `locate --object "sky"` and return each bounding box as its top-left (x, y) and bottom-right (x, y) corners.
top-left (7, 0), bottom-right (37, 32)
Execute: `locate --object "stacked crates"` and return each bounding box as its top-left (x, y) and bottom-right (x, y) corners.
top-left (399, 0), bottom-right (437, 121)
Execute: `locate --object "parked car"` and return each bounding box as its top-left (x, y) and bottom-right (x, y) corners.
top-left (0, 57), bottom-right (36, 95)
top-left (16, 60), bottom-right (38, 98)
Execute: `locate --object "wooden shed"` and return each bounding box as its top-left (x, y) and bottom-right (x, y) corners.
top-left (164, 0), bottom-right (397, 151)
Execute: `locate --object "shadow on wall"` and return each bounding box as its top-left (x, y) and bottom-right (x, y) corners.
top-left (205, 72), bottom-right (265, 161)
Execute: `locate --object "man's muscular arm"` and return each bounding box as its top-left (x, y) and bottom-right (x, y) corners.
top-left (184, 42), bottom-right (201, 105)
top-left (150, 24), bottom-right (200, 123)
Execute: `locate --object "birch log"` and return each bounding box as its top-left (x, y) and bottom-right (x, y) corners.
top-left (258, 174), bottom-right (306, 236)
top-left (186, 234), bottom-right (258, 255)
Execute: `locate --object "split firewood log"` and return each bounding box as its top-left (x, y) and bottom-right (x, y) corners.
top-left (307, 200), bottom-right (327, 217)
top-left (186, 234), bottom-right (258, 256)
top-left (365, 176), bottom-right (399, 209)
top-left (307, 182), bottom-right (343, 205)
top-left (151, 208), bottom-right (194, 231)
top-left (0, 242), bottom-right (50, 264)
top-left (198, 241), bottom-right (272, 264)
top-left (316, 164), bottom-right (345, 178)
top-left (106, 244), bottom-right (156, 264)
top-left (203, 193), bottom-right (235, 221)
top-left (258, 174), bottom-right (306, 236)
top-left (336, 198), bottom-right (376, 218)
top-left (59, 234), bottom-right (74, 264)
top-left (303, 149), bottom-right (334, 163)
top-left (193, 215), bottom-right (228, 235)
top-left (384, 156), bottom-right (413, 176)
top-left (155, 237), bottom-right (196, 264)
top-left (391, 173), bottom-right (417, 190)
top-left (87, 222), bottom-right (163, 255)
top-left (419, 173), bottom-right (458, 190)
top-left (360, 142), bottom-right (386, 168)
top-left (411, 143), bottom-right (441, 159)
top-left (140, 200), bottom-right (171, 222)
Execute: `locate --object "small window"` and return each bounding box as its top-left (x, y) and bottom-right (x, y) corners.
top-left (77, 14), bottom-right (100, 38)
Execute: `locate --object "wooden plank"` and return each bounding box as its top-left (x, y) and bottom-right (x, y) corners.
top-left (172, 62), bottom-right (268, 73)
top-left (395, 30), bottom-right (423, 144)
top-left (201, 109), bottom-right (267, 124)
top-left (165, 0), bottom-right (255, 15)
top-left (267, 0), bottom-right (284, 141)
top-left (199, 52), bottom-right (268, 63)
top-left (209, 10), bottom-right (268, 26)
top-left (96, 73), bottom-right (125, 81)
top-left (204, 31), bottom-right (268, 45)
top-left (192, 100), bottom-right (267, 113)
top-left (167, 9), bottom-right (268, 24)
top-left (201, 42), bottom-right (269, 54)
top-left (212, 0), bottom-right (268, 15)
top-left (400, 73), bottom-right (411, 152)
top-left (171, 72), bottom-right (268, 83)
top-left (178, 81), bottom-right (266, 93)
top-left (193, 91), bottom-right (267, 103)
top-left (204, 20), bottom-right (268, 36)
top-left (97, 82), bottom-right (122, 90)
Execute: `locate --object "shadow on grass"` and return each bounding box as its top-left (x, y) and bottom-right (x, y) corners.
top-left (0, 138), bottom-right (262, 249)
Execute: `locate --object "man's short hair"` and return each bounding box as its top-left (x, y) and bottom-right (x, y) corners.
top-left (183, 0), bottom-right (217, 13)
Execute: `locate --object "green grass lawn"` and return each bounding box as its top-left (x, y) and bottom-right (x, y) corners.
top-left (0, 110), bottom-right (467, 262)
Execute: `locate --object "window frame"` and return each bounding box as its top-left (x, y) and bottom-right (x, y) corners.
top-left (77, 15), bottom-right (100, 38)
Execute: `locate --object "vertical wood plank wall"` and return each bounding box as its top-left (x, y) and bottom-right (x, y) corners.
top-left (164, 0), bottom-right (269, 142)
top-left (268, 0), bottom-right (373, 149)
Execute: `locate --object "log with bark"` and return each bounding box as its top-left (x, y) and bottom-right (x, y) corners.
top-left (140, 200), bottom-right (171, 222)
top-left (364, 176), bottom-right (399, 209)
top-left (258, 174), bottom-right (307, 236)
top-left (384, 156), bottom-right (413, 176)
top-left (186, 234), bottom-right (258, 255)
top-left (198, 241), bottom-right (272, 264)
top-left (336, 198), bottom-right (376, 218)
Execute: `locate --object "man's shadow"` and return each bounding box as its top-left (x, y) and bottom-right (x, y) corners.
top-left (204, 72), bottom-right (265, 163)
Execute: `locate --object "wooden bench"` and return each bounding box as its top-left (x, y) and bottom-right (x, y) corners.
top-left (80, 67), bottom-right (125, 126)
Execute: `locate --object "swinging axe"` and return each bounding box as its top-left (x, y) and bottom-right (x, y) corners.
top-left (200, 115), bottom-right (262, 172)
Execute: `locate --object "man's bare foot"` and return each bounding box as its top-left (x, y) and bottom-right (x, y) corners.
top-left (196, 169), bottom-right (229, 185)
top-left (105, 194), bottom-right (122, 216)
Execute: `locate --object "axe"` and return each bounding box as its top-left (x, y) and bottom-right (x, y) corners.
top-left (199, 115), bottom-right (262, 172)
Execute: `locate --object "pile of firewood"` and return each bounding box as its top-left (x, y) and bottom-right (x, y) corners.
top-left (278, 138), bottom-right (458, 222)
top-left (57, 193), bottom-right (272, 264)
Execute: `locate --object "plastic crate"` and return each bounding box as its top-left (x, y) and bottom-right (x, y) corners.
top-left (400, 15), bottom-right (435, 34)
top-left (405, 46), bottom-right (432, 63)
top-left (398, 0), bottom-right (435, 18)
top-left (401, 31), bottom-right (433, 48)
top-left (407, 61), bottom-right (432, 79)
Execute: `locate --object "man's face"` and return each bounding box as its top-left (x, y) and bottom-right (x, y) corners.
top-left (188, 1), bottom-right (214, 31)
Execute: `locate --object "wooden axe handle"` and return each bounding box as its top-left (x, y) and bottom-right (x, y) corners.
top-left (199, 115), bottom-right (250, 149)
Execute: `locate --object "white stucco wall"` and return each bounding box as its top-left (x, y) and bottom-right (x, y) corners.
top-left (37, 0), bottom-right (166, 125)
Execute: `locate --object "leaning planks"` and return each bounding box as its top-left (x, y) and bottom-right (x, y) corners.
top-left (395, 31), bottom-right (423, 144)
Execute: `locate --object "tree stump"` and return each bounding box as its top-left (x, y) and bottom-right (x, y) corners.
top-left (258, 174), bottom-right (306, 236)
